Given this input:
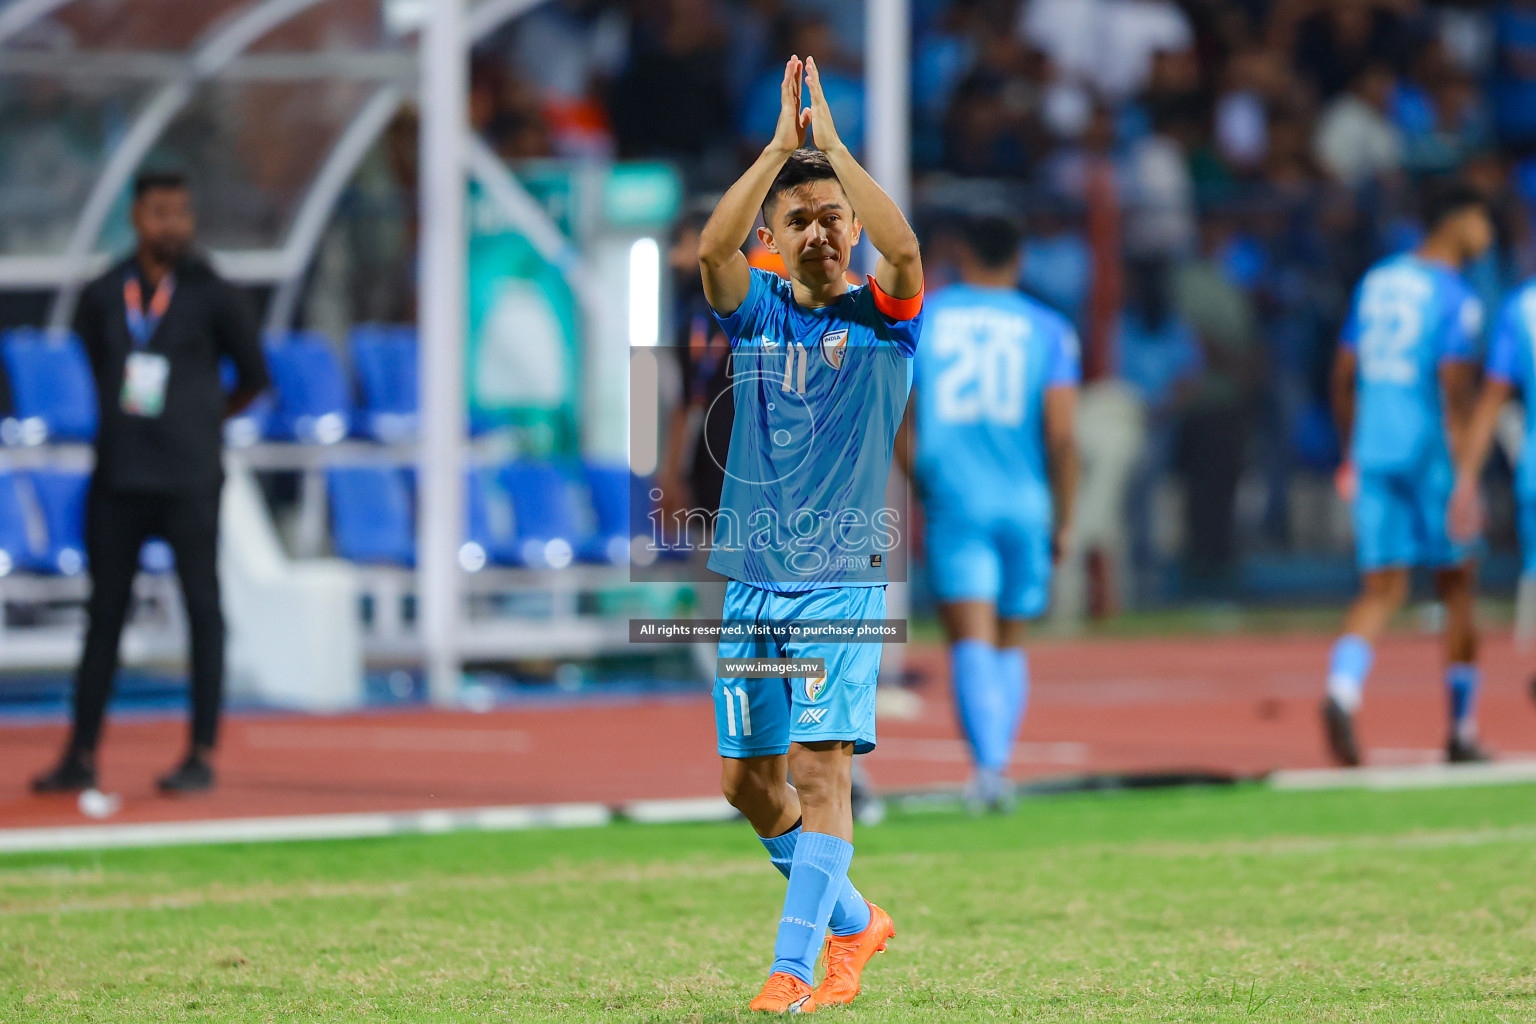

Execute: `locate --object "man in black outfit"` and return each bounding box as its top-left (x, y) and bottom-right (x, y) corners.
top-left (32, 170), bottom-right (269, 795)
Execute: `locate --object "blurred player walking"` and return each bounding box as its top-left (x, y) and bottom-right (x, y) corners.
top-left (697, 56), bottom-right (922, 1012)
top-left (1322, 182), bottom-right (1494, 766)
top-left (1449, 268), bottom-right (1536, 707)
top-left (901, 214), bottom-right (1079, 811)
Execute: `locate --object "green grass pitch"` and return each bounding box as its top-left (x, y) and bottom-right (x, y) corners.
top-left (2, 783), bottom-right (1533, 1022)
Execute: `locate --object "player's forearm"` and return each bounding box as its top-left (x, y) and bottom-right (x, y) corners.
top-left (821, 145), bottom-right (922, 296)
top-left (1455, 384), bottom-right (1509, 482)
top-left (698, 145), bottom-right (794, 269)
top-left (1048, 437), bottom-right (1079, 531)
top-left (893, 396), bottom-right (916, 480)
top-left (1330, 353), bottom-right (1355, 456)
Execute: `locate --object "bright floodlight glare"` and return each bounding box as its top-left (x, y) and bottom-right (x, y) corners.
top-left (629, 236), bottom-right (660, 347)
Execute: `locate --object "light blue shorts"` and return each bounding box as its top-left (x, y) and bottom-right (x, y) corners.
top-left (1354, 461), bottom-right (1472, 571)
top-left (925, 509), bottom-right (1052, 619)
top-left (714, 580), bottom-right (885, 758)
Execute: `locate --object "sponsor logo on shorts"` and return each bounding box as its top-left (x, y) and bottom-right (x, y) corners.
top-left (798, 707), bottom-right (828, 724)
top-left (805, 674), bottom-right (828, 702)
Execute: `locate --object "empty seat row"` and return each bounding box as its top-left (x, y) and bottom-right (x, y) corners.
top-left (330, 461), bottom-right (646, 571)
top-left (0, 461), bottom-right (647, 577)
top-left (0, 325), bottom-right (423, 447)
top-left (0, 470), bottom-right (173, 577)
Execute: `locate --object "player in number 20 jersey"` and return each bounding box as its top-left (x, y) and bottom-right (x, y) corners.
top-left (904, 214), bottom-right (1079, 812)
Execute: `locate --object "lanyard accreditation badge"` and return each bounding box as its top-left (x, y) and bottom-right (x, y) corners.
top-left (120, 272), bottom-right (174, 418)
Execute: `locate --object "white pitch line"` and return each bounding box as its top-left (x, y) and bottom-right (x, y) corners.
top-left (0, 802), bottom-right (612, 855)
top-left (620, 797), bottom-right (738, 825)
top-left (1271, 758), bottom-right (1536, 791)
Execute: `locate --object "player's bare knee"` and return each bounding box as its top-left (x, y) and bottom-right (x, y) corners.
top-left (1365, 570), bottom-right (1409, 608)
top-left (719, 761), bottom-right (752, 806)
top-left (786, 749), bottom-right (849, 810)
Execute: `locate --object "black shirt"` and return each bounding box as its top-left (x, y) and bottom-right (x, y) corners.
top-left (677, 291), bottom-right (732, 516)
top-left (74, 254), bottom-right (269, 493)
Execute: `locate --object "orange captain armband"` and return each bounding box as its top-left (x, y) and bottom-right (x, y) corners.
top-left (866, 276), bottom-right (923, 321)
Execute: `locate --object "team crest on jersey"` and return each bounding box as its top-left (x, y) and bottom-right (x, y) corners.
top-left (820, 328), bottom-right (849, 370)
top-left (805, 674), bottom-right (828, 702)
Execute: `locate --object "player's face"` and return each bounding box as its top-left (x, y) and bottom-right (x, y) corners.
top-left (132, 187), bottom-right (195, 264)
top-left (763, 180), bottom-right (860, 289)
top-left (1457, 206), bottom-right (1494, 261)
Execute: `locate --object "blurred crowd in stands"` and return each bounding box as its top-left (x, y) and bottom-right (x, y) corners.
top-left (468, 0), bottom-right (1536, 600)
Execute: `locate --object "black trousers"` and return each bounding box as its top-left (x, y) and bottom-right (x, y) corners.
top-left (68, 482), bottom-right (225, 753)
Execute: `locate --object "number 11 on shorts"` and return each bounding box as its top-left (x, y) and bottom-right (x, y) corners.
top-left (723, 685), bottom-right (752, 737)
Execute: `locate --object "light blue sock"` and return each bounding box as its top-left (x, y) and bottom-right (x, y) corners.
top-left (760, 824), bottom-right (871, 937)
top-left (1446, 662), bottom-right (1480, 741)
top-left (1326, 634), bottom-right (1374, 712)
top-left (995, 646), bottom-right (1029, 770)
top-left (770, 831), bottom-right (854, 985)
top-left (952, 639), bottom-right (1005, 770)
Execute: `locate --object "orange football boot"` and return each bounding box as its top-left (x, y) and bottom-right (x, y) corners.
top-left (749, 971), bottom-right (816, 1013)
top-left (812, 901), bottom-right (895, 1005)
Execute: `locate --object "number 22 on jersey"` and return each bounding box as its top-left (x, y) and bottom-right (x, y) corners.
top-left (1357, 268), bottom-right (1431, 386)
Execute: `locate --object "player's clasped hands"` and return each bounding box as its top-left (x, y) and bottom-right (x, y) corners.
top-left (771, 55), bottom-right (842, 156)
top-left (802, 57), bottom-right (843, 154)
top-left (772, 56), bottom-right (806, 154)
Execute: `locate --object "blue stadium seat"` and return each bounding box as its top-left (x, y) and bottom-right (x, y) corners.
top-left (578, 461), bottom-right (635, 565)
top-left (461, 468), bottom-right (522, 570)
top-left (0, 471), bottom-right (34, 576)
top-left (499, 461), bottom-right (578, 569)
top-left (28, 470), bottom-right (88, 575)
top-left (350, 324), bottom-right (418, 443)
top-left (328, 466), bottom-right (415, 565)
top-left (265, 332), bottom-right (351, 444)
top-left (139, 538), bottom-right (175, 575)
top-left (0, 329), bottom-right (98, 444)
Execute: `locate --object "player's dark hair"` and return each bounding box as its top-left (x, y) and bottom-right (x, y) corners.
top-left (957, 214), bottom-right (1022, 269)
top-left (762, 148), bottom-right (843, 220)
top-left (1419, 179), bottom-right (1486, 233)
top-left (133, 169), bottom-right (189, 200)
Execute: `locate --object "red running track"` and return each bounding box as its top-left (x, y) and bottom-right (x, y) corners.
top-left (3, 632), bottom-right (1535, 831)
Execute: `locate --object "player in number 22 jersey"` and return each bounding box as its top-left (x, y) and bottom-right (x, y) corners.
top-left (902, 214), bottom-right (1079, 812)
top-left (696, 55), bottom-right (921, 1013)
top-left (1322, 182), bottom-right (1494, 767)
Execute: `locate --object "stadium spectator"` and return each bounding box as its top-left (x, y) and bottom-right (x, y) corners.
top-left (1284, 0), bottom-right (1419, 101)
top-left (1118, 258), bottom-right (1202, 594)
top-left (608, 0), bottom-right (734, 174)
top-left (1314, 63), bottom-right (1406, 187)
top-left (1017, 0), bottom-right (1194, 102)
top-left (1173, 217), bottom-right (1263, 588)
top-left (31, 170), bottom-right (269, 796)
top-left (1491, 0), bottom-right (1536, 149)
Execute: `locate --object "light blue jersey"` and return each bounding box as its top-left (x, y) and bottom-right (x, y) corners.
top-left (1342, 253), bottom-right (1480, 570)
top-left (914, 284), bottom-right (1080, 520)
top-left (1485, 279), bottom-right (1536, 499)
top-left (1342, 253), bottom-right (1481, 473)
top-left (708, 268), bottom-right (922, 591)
top-left (913, 284), bottom-right (1080, 616)
top-left (1484, 279), bottom-right (1536, 573)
